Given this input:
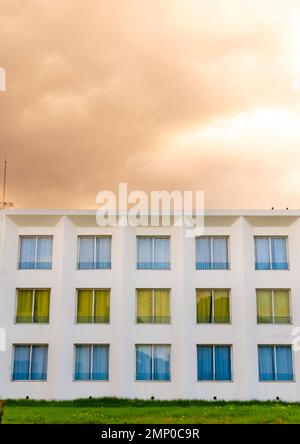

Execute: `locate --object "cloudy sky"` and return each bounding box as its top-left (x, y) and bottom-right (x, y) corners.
top-left (1, 0), bottom-right (300, 209)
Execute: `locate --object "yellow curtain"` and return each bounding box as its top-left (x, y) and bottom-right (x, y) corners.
top-left (77, 289), bottom-right (93, 323)
top-left (274, 290), bottom-right (290, 324)
top-left (34, 289), bottom-right (50, 323)
top-left (137, 289), bottom-right (152, 323)
top-left (214, 290), bottom-right (230, 323)
top-left (257, 289), bottom-right (272, 323)
top-left (154, 290), bottom-right (170, 323)
top-left (94, 290), bottom-right (110, 323)
top-left (16, 289), bottom-right (33, 323)
top-left (196, 289), bottom-right (212, 323)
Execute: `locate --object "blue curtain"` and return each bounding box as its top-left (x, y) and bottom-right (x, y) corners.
top-left (96, 237), bottom-right (111, 269)
top-left (136, 345), bottom-right (152, 380)
top-left (271, 238), bottom-right (288, 270)
top-left (36, 238), bottom-right (52, 269)
top-left (137, 238), bottom-right (152, 269)
top-left (75, 345), bottom-right (91, 380)
top-left (196, 238), bottom-right (211, 270)
top-left (215, 346), bottom-right (231, 380)
top-left (31, 345), bottom-right (48, 380)
top-left (153, 238), bottom-right (170, 270)
top-left (276, 346), bottom-right (293, 381)
top-left (258, 346), bottom-right (275, 381)
top-left (92, 346), bottom-right (109, 380)
top-left (13, 346), bottom-right (30, 380)
top-left (197, 346), bottom-right (213, 380)
top-left (212, 238), bottom-right (228, 269)
top-left (19, 237), bottom-right (36, 269)
top-left (78, 237), bottom-right (94, 269)
top-left (153, 346), bottom-right (170, 380)
top-left (255, 238), bottom-right (270, 270)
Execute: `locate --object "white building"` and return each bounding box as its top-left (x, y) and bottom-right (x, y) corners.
top-left (0, 208), bottom-right (300, 401)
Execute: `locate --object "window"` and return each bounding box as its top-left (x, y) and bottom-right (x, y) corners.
top-left (196, 289), bottom-right (230, 324)
top-left (15, 289), bottom-right (50, 324)
top-left (19, 236), bottom-right (53, 269)
top-left (256, 289), bottom-right (291, 324)
top-left (197, 345), bottom-right (232, 381)
top-left (136, 345), bottom-right (170, 381)
top-left (255, 237), bottom-right (288, 270)
top-left (136, 289), bottom-right (170, 324)
top-left (74, 345), bottom-right (109, 381)
top-left (196, 237), bottom-right (229, 270)
top-left (76, 289), bottom-right (110, 323)
top-left (137, 237), bottom-right (170, 270)
top-left (258, 345), bottom-right (293, 381)
top-left (78, 236), bottom-right (111, 269)
top-left (12, 345), bottom-right (48, 381)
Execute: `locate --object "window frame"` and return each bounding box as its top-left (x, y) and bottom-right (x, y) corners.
top-left (254, 236), bottom-right (289, 271)
top-left (197, 344), bottom-right (233, 382)
top-left (257, 344), bottom-right (294, 382)
top-left (195, 236), bottom-right (230, 270)
top-left (11, 344), bottom-right (49, 382)
top-left (18, 235), bottom-right (53, 270)
top-left (135, 344), bottom-right (171, 382)
top-left (256, 289), bottom-right (292, 325)
top-left (15, 288), bottom-right (51, 324)
top-left (135, 288), bottom-right (171, 324)
top-left (77, 235), bottom-right (112, 270)
top-left (75, 288), bottom-right (110, 324)
top-left (73, 344), bottom-right (110, 382)
top-left (136, 236), bottom-right (171, 270)
top-left (196, 288), bottom-right (231, 324)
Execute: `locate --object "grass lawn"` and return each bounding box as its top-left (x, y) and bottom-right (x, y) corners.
top-left (2, 398), bottom-right (300, 424)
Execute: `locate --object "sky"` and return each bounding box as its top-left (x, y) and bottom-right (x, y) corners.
top-left (1, 0), bottom-right (300, 209)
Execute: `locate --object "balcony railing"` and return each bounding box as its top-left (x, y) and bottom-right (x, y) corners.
top-left (15, 315), bottom-right (49, 324)
top-left (255, 262), bottom-right (289, 270)
top-left (137, 262), bottom-right (170, 270)
top-left (74, 372), bottom-right (109, 381)
top-left (76, 315), bottom-right (110, 324)
top-left (18, 261), bottom-right (52, 270)
top-left (257, 316), bottom-right (291, 324)
top-left (196, 262), bottom-right (229, 270)
top-left (77, 261), bottom-right (111, 270)
top-left (12, 372), bottom-right (47, 381)
top-left (197, 316), bottom-right (230, 324)
top-left (136, 315), bottom-right (171, 324)
top-left (198, 372), bottom-right (232, 381)
top-left (259, 372), bottom-right (294, 381)
top-left (136, 372), bottom-right (170, 381)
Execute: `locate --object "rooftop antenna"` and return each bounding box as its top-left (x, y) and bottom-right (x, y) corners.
top-left (2, 154), bottom-right (7, 208)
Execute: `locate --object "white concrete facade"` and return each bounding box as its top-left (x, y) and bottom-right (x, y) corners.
top-left (1, 209), bottom-right (300, 401)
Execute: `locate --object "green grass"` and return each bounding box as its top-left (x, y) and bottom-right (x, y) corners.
top-left (2, 398), bottom-right (300, 424)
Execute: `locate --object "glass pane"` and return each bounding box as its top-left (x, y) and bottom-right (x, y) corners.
top-left (215, 346), bottom-right (231, 380)
top-left (154, 290), bottom-right (170, 323)
top-left (197, 345), bottom-right (213, 380)
top-left (273, 290), bottom-right (290, 324)
top-left (258, 346), bottom-right (275, 381)
top-left (75, 345), bottom-right (91, 380)
top-left (255, 238), bottom-right (270, 270)
top-left (36, 238), bottom-right (52, 269)
top-left (95, 237), bottom-right (111, 269)
top-left (196, 290), bottom-right (212, 323)
top-left (256, 290), bottom-right (273, 324)
top-left (78, 237), bottom-right (94, 269)
top-left (271, 238), bottom-right (288, 270)
top-left (196, 238), bottom-right (211, 269)
top-left (137, 237), bottom-right (152, 269)
top-left (77, 290), bottom-right (93, 323)
top-left (34, 290), bottom-right (50, 323)
top-left (13, 346), bottom-right (30, 380)
top-left (16, 290), bottom-right (33, 323)
top-left (276, 346), bottom-right (293, 381)
top-left (153, 238), bottom-right (170, 269)
top-left (19, 237), bottom-right (36, 269)
top-left (212, 238), bottom-right (228, 269)
top-left (92, 346), bottom-right (109, 380)
top-left (136, 290), bottom-right (152, 323)
top-left (31, 345), bottom-right (48, 380)
top-left (94, 290), bottom-right (110, 323)
top-left (214, 290), bottom-right (230, 323)
top-left (153, 345), bottom-right (170, 381)
top-left (136, 345), bottom-right (152, 380)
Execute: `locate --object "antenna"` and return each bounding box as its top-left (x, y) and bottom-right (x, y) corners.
top-left (2, 154), bottom-right (7, 208)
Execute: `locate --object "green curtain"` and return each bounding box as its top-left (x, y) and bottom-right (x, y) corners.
top-left (34, 289), bottom-right (50, 323)
top-left (154, 290), bottom-right (170, 323)
top-left (214, 290), bottom-right (230, 323)
top-left (274, 290), bottom-right (290, 324)
top-left (77, 289), bottom-right (93, 323)
top-left (137, 289), bottom-right (152, 323)
top-left (16, 289), bottom-right (33, 323)
top-left (196, 290), bottom-right (212, 323)
top-left (257, 289), bottom-right (272, 323)
top-left (94, 290), bottom-right (110, 323)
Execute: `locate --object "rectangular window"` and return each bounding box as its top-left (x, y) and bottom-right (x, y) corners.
top-left (74, 345), bottom-right (109, 381)
top-left (78, 236), bottom-right (111, 269)
top-left (137, 237), bottom-right (170, 270)
top-left (196, 289), bottom-right (230, 324)
top-left (197, 345), bottom-right (232, 381)
top-left (136, 345), bottom-right (171, 381)
top-left (76, 289), bottom-right (110, 323)
top-left (255, 237), bottom-right (288, 270)
top-left (258, 345), bottom-right (293, 381)
top-left (256, 289), bottom-right (291, 324)
top-left (16, 289), bottom-right (50, 324)
top-left (196, 237), bottom-right (229, 270)
top-left (136, 289), bottom-right (170, 324)
top-left (19, 236), bottom-right (53, 269)
top-left (12, 345), bottom-right (48, 381)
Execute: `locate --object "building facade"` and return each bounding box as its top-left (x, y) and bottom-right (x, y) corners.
top-left (0, 209), bottom-right (300, 401)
